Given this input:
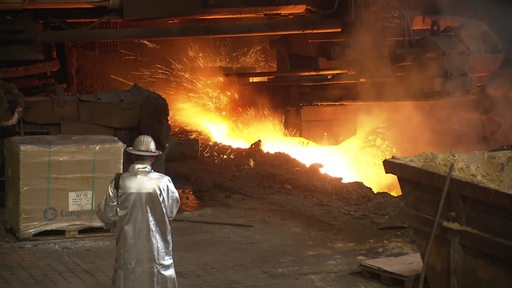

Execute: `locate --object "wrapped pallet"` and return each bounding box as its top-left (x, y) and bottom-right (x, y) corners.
top-left (4, 135), bottom-right (125, 240)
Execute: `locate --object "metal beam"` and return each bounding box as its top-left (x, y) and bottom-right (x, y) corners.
top-left (1, 18), bottom-right (342, 42)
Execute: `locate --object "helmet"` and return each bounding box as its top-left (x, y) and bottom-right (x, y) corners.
top-left (126, 135), bottom-right (162, 156)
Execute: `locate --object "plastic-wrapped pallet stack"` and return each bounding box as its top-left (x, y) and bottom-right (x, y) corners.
top-left (4, 135), bottom-right (125, 240)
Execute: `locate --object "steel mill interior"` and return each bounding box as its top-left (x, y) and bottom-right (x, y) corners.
top-left (0, 0), bottom-right (511, 287)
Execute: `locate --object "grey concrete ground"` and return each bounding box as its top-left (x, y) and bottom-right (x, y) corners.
top-left (0, 193), bottom-right (416, 288)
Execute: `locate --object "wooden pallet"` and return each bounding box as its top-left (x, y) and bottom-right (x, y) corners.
top-left (26, 227), bottom-right (113, 241)
top-left (358, 253), bottom-right (424, 288)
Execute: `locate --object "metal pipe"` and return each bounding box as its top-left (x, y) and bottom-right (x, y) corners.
top-left (174, 218), bottom-right (254, 228)
top-left (226, 69), bottom-right (351, 78)
top-left (419, 162), bottom-right (456, 288)
top-left (0, 0), bottom-right (118, 10)
top-left (2, 19), bottom-right (342, 42)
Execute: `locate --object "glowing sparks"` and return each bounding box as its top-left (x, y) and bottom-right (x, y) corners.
top-left (137, 41), bottom-right (400, 195)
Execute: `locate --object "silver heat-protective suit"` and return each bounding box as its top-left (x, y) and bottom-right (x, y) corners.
top-left (96, 163), bottom-right (181, 288)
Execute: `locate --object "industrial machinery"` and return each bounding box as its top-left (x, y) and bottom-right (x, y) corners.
top-left (0, 0), bottom-right (506, 144)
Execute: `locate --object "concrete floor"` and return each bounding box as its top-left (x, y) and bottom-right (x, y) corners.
top-left (0, 192), bottom-right (417, 288)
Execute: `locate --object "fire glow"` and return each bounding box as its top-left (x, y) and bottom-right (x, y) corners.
top-left (138, 42), bottom-right (400, 195)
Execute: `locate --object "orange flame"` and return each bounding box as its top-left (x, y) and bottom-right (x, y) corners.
top-left (141, 42), bottom-right (400, 195)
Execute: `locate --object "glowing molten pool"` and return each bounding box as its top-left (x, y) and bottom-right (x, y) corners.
top-left (138, 43), bottom-right (401, 195)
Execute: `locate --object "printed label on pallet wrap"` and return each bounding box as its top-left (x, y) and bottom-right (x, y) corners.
top-left (69, 191), bottom-right (93, 211)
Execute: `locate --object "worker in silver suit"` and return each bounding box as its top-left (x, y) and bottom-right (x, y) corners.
top-left (97, 135), bottom-right (181, 288)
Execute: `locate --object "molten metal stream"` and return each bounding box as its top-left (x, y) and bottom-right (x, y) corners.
top-left (138, 43), bottom-right (401, 195)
